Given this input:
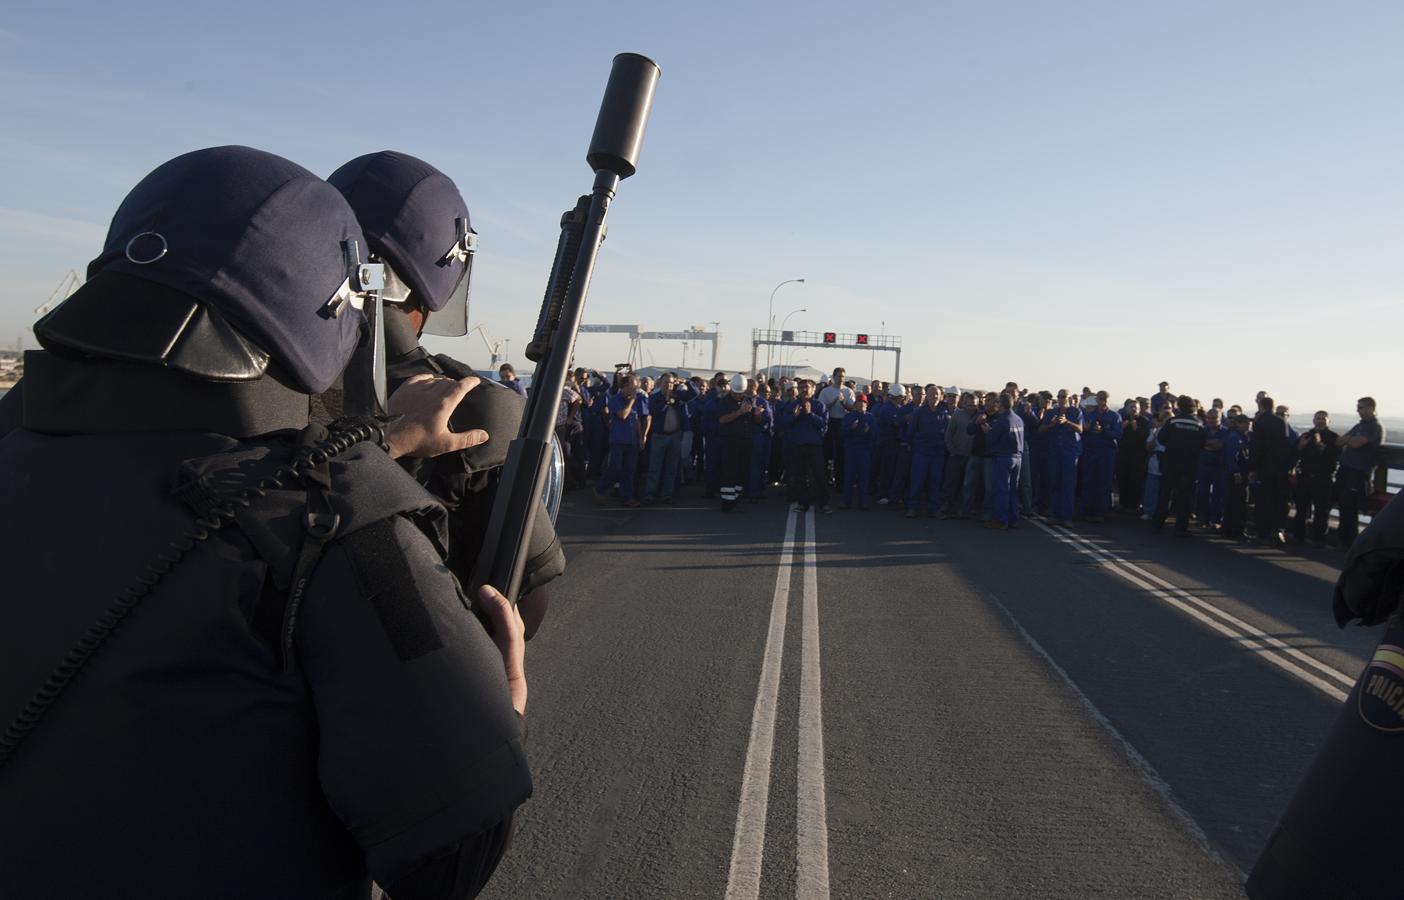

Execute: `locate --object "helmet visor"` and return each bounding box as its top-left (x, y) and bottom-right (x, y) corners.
top-left (423, 223), bottom-right (474, 337)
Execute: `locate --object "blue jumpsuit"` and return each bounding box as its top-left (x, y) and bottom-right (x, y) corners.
top-left (1196, 424), bottom-right (1231, 525)
top-left (595, 391), bottom-right (642, 501)
top-left (1078, 408), bottom-right (1123, 518)
top-left (842, 410), bottom-right (877, 507)
top-left (987, 411), bottom-right (1025, 526)
top-left (906, 404), bottom-right (949, 514)
top-left (888, 405), bottom-right (916, 504)
top-left (747, 398), bottom-right (773, 499)
top-left (700, 391), bottom-right (722, 496)
top-left (874, 403), bottom-right (905, 501)
top-left (1042, 405), bottom-right (1083, 522)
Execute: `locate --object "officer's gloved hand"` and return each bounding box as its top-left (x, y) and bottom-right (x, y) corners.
top-left (386, 374), bottom-right (490, 460)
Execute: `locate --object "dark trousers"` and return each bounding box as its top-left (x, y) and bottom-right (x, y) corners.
top-left (993, 454), bottom-right (1021, 526)
top-left (1048, 451), bottom-right (1080, 522)
top-left (1195, 462), bottom-right (1227, 525)
top-left (704, 432), bottom-right (721, 495)
top-left (597, 442), bottom-right (639, 501)
top-left (1154, 466), bottom-right (1195, 532)
top-left (768, 431), bottom-right (786, 485)
top-left (1336, 467), bottom-right (1368, 547)
top-left (747, 434), bottom-right (771, 498)
top-left (908, 446), bottom-right (945, 514)
top-left (586, 416), bottom-right (609, 477)
top-left (1224, 475), bottom-right (1249, 538)
top-left (1079, 448), bottom-right (1115, 518)
top-left (943, 453), bottom-right (969, 509)
top-left (876, 440), bottom-right (900, 499)
top-left (843, 445), bottom-right (873, 507)
top-left (1292, 471), bottom-right (1334, 542)
top-left (1116, 448), bottom-right (1145, 511)
top-left (889, 444), bottom-right (913, 505)
top-left (1255, 471), bottom-right (1289, 539)
top-left (789, 443), bottom-right (828, 508)
top-left (557, 424), bottom-right (588, 488)
top-left (825, 425), bottom-right (846, 487)
top-left (719, 435), bottom-right (752, 510)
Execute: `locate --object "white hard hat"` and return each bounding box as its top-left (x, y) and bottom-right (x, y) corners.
top-left (730, 373), bottom-right (749, 394)
top-left (888, 383), bottom-right (906, 398)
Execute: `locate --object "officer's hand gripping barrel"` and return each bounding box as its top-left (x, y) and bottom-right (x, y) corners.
top-left (471, 53), bottom-right (659, 606)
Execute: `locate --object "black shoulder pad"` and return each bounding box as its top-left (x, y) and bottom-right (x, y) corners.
top-left (445, 373), bottom-right (526, 474)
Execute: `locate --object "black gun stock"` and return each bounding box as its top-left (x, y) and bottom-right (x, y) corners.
top-left (471, 53), bottom-right (660, 609)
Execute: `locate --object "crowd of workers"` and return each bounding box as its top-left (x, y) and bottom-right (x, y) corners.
top-left (547, 362), bottom-right (1387, 546)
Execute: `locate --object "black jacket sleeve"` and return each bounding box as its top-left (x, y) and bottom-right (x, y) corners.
top-left (297, 515), bottom-right (531, 891)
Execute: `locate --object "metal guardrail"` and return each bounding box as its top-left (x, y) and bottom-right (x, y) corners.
top-left (1366, 442), bottom-right (1404, 517)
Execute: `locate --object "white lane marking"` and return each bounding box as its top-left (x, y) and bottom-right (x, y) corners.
top-left (1028, 519), bottom-right (1352, 703)
top-left (796, 508), bottom-right (831, 899)
top-left (984, 591), bottom-right (1247, 882)
top-left (725, 508), bottom-right (798, 900)
top-left (1067, 529), bottom-right (1357, 690)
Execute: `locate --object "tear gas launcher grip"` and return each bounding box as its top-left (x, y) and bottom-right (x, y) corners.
top-left (471, 52), bottom-right (659, 605)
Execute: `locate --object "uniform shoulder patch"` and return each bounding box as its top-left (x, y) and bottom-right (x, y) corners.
top-left (343, 518), bottom-right (444, 662)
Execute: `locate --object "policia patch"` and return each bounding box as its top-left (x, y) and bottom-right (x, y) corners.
top-left (1358, 621), bottom-right (1404, 733)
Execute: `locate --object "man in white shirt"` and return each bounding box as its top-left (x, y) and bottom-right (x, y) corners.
top-left (818, 367), bottom-right (855, 487)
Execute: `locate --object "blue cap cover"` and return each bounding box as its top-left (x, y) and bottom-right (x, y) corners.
top-left (81, 146), bottom-right (366, 394)
top-left (326, 151), bottom-right (471, 314)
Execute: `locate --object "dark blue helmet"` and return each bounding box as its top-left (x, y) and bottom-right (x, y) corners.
top-left (327, 151), bottom-right (475, 336)
top-left (36, 145), bottom-right (367, 394)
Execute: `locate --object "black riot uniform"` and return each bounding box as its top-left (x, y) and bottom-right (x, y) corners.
top-left (1250, 407), bottom-right (1292, 544)
top-left (1152, 403), bottom-right (1205, 534)
top-left (0, 147), bottom-right (529, 899)
top-left (1290, 424), bottom-right (1339, 542)
top-left (326, 152), bottom-right (565, 633)
top-left (1247, 484), bottom-right (1404, 899)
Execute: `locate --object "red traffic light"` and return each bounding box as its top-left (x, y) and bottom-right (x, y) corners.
top-left (855, 333), bottom-right (869, 345)
top-left (822, 331), bottom-right (836, 344)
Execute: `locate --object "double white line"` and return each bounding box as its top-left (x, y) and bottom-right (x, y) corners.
top-left (1028, 519), bottom-right (1357, 703)
top-left (725, 507), bottom-right (831, 900)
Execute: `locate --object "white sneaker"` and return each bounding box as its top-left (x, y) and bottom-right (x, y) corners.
top-left (790, 502), bottom-right (804, 512)
top-left (1140, 514), bottom-right (1151, 521)
top-left (877, 497), bottom-right (889, 505)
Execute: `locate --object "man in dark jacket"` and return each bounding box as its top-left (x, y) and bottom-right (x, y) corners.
top-left (1250, 396), bottom-right (1292, 546)
top-left (1152, 395), bottom-right (1206, 535)
top-left (1291, 410), bottom-right (1340, 543)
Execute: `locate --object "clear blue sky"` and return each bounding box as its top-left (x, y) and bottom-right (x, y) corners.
top-left (4, 0), bottom-right (1401, 417)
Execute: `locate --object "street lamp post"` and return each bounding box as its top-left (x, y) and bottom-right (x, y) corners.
top-left (766, 278), bottom-right (805, 375)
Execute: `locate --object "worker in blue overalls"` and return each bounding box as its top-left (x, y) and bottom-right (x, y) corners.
top-left (1194, 407), bottom-right (1231, 530)
top-left (889, 385), bottom-right (919, 508)
top-left (700, 373), bottom-right (725, 498)
top-left (746, 380), bottom-right (774, 502)
top-left (1078, 390), bottom-right (1123, 523)
top-left (1040, 388), bottom-right (1083, 527)
top-left (905, 384), bottom-right (949, 518)
top-left (874, 383), bottom-right (907, 504)
top-left (982, 393), bottom-right (1025, 530)
top-left (840, 393), bottom-right (877, 509)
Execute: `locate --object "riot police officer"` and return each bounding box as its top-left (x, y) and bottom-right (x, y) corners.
top-left (326, 151), bottom-right (565, 633)
top-left (0, 147), bottom-right (530, 899)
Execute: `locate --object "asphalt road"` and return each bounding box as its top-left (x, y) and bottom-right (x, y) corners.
top-left (478, 485), bottom-right (1373, 900)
